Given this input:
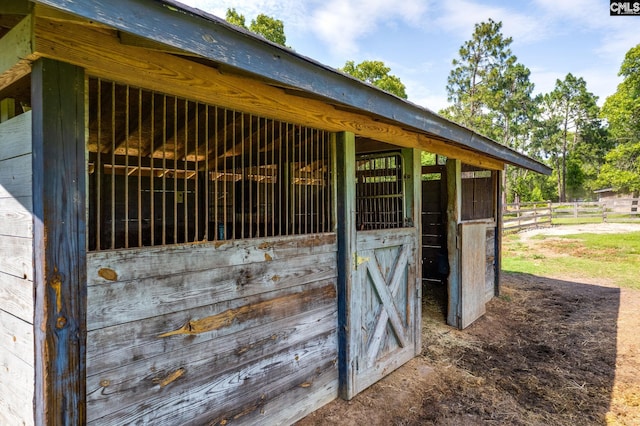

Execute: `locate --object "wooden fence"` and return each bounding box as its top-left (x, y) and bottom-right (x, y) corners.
top-left (502, 198), bottom-right (640, 233)
top-left (503, 201), bottom-right (552, 233)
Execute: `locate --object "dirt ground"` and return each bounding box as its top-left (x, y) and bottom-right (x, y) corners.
top-left (297, 225), bottom-right (640, 426)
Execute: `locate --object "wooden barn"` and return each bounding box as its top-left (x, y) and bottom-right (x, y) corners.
top-left (0, 1), bottom-right (551, 424)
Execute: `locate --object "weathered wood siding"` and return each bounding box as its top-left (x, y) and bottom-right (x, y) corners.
top-left (86, 233), bottom-right (338, 425)
top-left (486, 227), bottom-right (496, 303)
top-left (0, 111), bottom-right (34, 426)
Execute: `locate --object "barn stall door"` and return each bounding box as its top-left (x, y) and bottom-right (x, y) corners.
top-left (347, 153), bottom-right (420, 397)
top-left (458, 222), bottom-right (487, 329)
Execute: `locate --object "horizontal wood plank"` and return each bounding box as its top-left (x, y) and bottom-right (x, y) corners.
top-left (0, 154), bottom-right (32, 199)
top-left (89, 331), bottom-right (336, 425)
top-left (87, 233), bottom-right (336, 284)
top-left (220, 362), bottom-right (338, 426)
top-left (0, 344), bottom-right (34, 426)
top-left (87, 280), bottom-right (336, 375)
top-left (87, 306), bottom-right (336, 421)
top-left (0, 235), bottom-right (33, 280)
top-left (87, 250), bottom-right (336, 330)
top-left (0, 308), bottom-right (33, 366)
top-left (356, 228), bottom-right (417, 252)
top-left (0, 271), bottom-right (33, 322)
top-left (0, 111), bottom-right (32, 160)
top-left (0, 196), bottom-right (32, 238)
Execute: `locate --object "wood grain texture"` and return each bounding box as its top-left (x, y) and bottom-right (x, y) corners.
top-left (446, 159), bottom-right (461, 328)
top-left (0, 271), bottom-right (33, 321)
top-left (0, 111), bottom-right (32, 160)
top-left (32, 18), bottom-right (508, 171)
top-left (0, 196), bottom-right (32, 238)
top-left (87, 279), bottom-right (335, 374)
top-left (85, 229), bottom-right (338, 424)
top-left (0, 308), bottom-right (33, 366)
top-left (31, 58), bottom-right (86, 425)
top-left (0, 154), bottom-right (31, 198)
top-left (87, 306), bottom-right (337, 423)
top-left (0, 15), bottom-right (32, 77)
top-left (87, 233), bottom-right (336, 284)
top-left (0, 235), bottom-right (33, 281)
top-left (460, 222), bottom-right (487, 329)
top-left (89, 331), bottom-right (337, 425)
top-left (335, 132), bottom-right (357, 399)
top-left (0, 347), bottom-right (34, 426)
top-left (87, 250), bottom-right (336, 330)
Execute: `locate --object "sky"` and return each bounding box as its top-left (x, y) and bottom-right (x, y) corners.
top-left (179, 0), bottom-right (640, 112)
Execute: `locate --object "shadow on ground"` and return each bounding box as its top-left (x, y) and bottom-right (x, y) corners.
top-left (299, 272), bottom-right (622, 425)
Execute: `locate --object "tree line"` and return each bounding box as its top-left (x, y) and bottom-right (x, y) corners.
top-left (225, 9), bottom-right (640, 203)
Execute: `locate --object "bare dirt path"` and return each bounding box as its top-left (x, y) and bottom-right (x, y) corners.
top-left (298, 226), bottom-right (640, 425)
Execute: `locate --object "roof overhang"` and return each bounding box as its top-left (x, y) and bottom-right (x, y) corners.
top-left (27, 0), bottom-right (551, 175)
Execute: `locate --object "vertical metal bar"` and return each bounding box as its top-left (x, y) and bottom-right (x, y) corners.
top-left (124, 85), bottom-right (130, 248)
top-left (309, 128), bottom-right (314, 234)
top-left (248, 115), bottom-right (253, 238)
top-left (204, 105), bottom-right (210, 240)
top-left (270, 119), bottom-right (275, 237)
top-left (238, 114), bottom-right (242, 238)
top-left (254, 117), bottom-right (259, 238)
top-left (95, 79), bottom-right (102, 251)
top-left (137, 88), bottom-right (142, 247)
top-left (184, 99), bottom-right (188, 242)
top-left (110, 82), bottom-right (115, 249)
top-left (162, 95), bottom-right (167, 246)
top-left (194, 102), bottom-right (199, 241)
top-left (150, 93), bottom-right (155, 246)
top-left (173, 96), bottom-right (178, 244)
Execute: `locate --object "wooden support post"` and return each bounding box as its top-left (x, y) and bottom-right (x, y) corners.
top-left (32, 58), bottom-right (86, 425)
top-left (445, 159), bottom-right (461, 328)
top-left (494, 169), bottom-right (503, 297)
top-left (335, 131), bottom-right (356, 400)
top-left (402, 148), bottom-right (422, 354)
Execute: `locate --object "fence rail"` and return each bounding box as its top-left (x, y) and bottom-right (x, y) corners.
top-left (503, 201), bottom-right (552, 233)
top-left (502, 198), bottom-right (640, 233)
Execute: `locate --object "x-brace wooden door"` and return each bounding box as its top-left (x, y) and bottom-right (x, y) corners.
top-left (347, 228), bottom-right (419, 396)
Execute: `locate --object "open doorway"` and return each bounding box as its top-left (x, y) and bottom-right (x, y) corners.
top-left (421, 155), bottom-right (449, 322)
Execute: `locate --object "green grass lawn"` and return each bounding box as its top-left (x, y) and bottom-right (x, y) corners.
top-left (502, 231), bottom-right (640, 290)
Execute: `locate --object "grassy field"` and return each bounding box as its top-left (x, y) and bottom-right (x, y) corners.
top-left (502, 231), bottom-right (640, 290)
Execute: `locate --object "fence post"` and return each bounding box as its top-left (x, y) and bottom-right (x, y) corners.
top-left (548, 201), bottom-right (552, 225)
top-left (602, 202), bottom-right (607, 223)
top-left (573, 202), bottom-right (578, 218)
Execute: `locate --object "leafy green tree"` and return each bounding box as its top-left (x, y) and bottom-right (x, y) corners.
top-left (595, 142), bottom-right (640, 194)
top-left (441, 19), bottom-right (517, 132)
top-left (598, 44), bottom-right (640, 197)
top-left (441, 19), bottom-right (539, 204)
top-left (537, 74), bottom-right (600, 201)
top-left (602, 44), bottom-right (640, 145)
top-left (341, 60), bottom-right (408, 99)
top-left (225, 8), bottom-right (287, 46)
top-left (225, 8), bottom-right (246, 28)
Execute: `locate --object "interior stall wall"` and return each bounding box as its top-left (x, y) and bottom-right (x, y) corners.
top-left (0, 111), bottom-right (35, 426)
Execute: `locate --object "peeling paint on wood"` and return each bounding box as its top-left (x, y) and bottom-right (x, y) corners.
top-left (158, 285), bottom-right (336, 338)
top-left (156, 368), bottom-right (185, 388)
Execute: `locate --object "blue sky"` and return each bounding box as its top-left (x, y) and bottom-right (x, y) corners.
top-left (181, 0), bottom-right (639, 112)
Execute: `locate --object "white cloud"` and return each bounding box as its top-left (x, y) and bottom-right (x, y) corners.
top-left (308, 0), bottom-right (429, 56)
top-left (533, 0), bottom-right (640, 62)
top-left (435, 0), bottom-right (549, 45)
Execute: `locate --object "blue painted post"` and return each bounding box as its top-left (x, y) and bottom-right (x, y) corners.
top-left (32, 58), bottom-right (86, 425)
